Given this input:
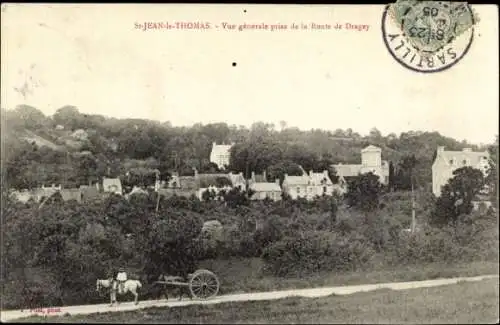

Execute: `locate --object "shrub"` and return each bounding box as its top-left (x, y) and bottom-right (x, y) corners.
top-left (261, 231), bottom-right (375, 277)
top-left (386, 213), bottom-right (499, 266)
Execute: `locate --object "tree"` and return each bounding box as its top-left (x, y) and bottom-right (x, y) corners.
top-left (431, 167), bottom-right (486, 226)
top-left (486, 136), bottom-right (498, 208)
top-left (388, 161), bottom-right (396, 191)
top-left (394, 155), bottom-right (417, 190)
top-left (53, 106), bottom-right (82, 130)
top-left (78, 155), bottom-right (99, 185)
top-left (267, 161), bottom-right (303, 185)
top-left (369, 127), bottom-right (382, 141)
top-left (223, 187), bottom-right (254, 208)
top-left (11, 105), bottom-right (49, 130)
top-left (345, 172), bottom-right (383, 212)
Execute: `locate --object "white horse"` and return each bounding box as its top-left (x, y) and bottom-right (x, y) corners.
top-left (96, 278), bottom-right (142, 306)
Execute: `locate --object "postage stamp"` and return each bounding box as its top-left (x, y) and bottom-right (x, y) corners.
top-left (382, 0), bottom-right (480, 73)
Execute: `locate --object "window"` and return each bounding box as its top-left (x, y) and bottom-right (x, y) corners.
top-left (449, 159), bottom-right (454, 165)
top-left (462, 159), bottom-right (467, 165)
top-left (297, 187), bottom-right (300, 194)
top-left (323, 186), bottom-right (327, 193)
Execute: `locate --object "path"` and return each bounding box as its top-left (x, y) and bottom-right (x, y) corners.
top-left (2, 274), bottom-right (498, 322)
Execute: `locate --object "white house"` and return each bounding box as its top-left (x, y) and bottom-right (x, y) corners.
top-left (331, 145), bottom-right (390, 188)
top-left (196, 172), bottom-right (245, 200)
top-left (248, 171), bottom-right (282, 201)
top-left (209, 142), bottom-right (233, 170)
top-left (102, 177), bottom-right (123, 195)
top-left (432, 146), bottom-right (490, 197)
top-left (282, 169), bottom-right (336, 201)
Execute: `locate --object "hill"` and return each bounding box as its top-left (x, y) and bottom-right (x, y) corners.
top-left (1, 105), bottom-right (494, 190)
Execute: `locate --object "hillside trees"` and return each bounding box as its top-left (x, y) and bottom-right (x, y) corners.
top-left (53, 105), bottom-right (83, 130)
top-left (7, 105), bottom-right (51, 130)
top-left (2, 104), bottom-right (495, 191)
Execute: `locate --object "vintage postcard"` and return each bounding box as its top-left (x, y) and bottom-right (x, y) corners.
top-left (1, 3), bottom-right (498, 324)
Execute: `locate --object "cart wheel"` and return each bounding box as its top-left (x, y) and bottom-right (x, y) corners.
top-left (189, 269), bottom-right (220, 300)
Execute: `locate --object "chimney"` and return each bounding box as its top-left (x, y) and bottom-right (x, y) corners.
top-left (263, 170), bottom-right (267, 181)
top-left (212, 142), bottom-right (217, 147)
top-left (284, 173), bottom-right (288, 178)
top-left (309, 170), bottom-right (314, 177)
top-left (437, 146), bottom-right (445, 154)
top-left (275, 178), bottom-right (280, 185)
top-left (323, 170), bottom-right (328, 177)
top-left (251, 171), bottom-right (255, 181)
top-left (462, 148), bottom-right (472, 152)
top-left (193, 167), bottom-right (198, 178)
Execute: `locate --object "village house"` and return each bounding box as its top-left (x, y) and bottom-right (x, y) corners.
top-left (331, 145), bottom-right (390, 191)
top-left (209, 142), bottom-right (233, 170)
top-left (282, 168), bottom-right (337, 201)
top-left (432, 146), bottom-right (490, 197)
top-left (11, 184), bottom-right (84, 203)
top-left (197, 171), bottom-right (245, 200)
top-left (80, 184), bottom-right (101, 201)
top-left (29, 184), bottom-right (63, 202)
top-left (248, 171), bottom-right (282, 201)
top-left (159, 170), bottom-right (199, 198)
top-left (158, 168), bottom-right (245, 200)
top-left (102, 177), bottom-right (123, 195)
top-left (59, 188), bottom-right (83, 203)
top-left (10, 189), bottom-right (33, 203)
top-left (125, 186), bottom-right (148, 200)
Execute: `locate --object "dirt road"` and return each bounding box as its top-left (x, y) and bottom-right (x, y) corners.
top-left (2, 274), bottom-right (498, 322)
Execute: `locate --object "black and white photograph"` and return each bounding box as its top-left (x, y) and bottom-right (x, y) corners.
top-left (1, 3), bottom-right (499, 323)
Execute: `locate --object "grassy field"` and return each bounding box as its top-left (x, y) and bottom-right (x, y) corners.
top-left (19, 278), bottom-right (499, 324)
top-left (196, 258), bottom-right (500, 295)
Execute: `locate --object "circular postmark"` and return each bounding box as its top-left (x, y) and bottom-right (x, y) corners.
top-left (382, 0), bottom-right (479, 73)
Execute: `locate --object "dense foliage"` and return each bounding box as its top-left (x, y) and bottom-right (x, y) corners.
top-left (2, 105), bottom-right (490, 190)
top-left (2, 179), bottom-right (498, 309)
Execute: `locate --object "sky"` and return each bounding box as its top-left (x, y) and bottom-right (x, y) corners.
top-left (1, 4), bottom-right (498, 145)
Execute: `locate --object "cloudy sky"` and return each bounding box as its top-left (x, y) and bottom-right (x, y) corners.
top-left (1, 4), bottom-right (498, 144)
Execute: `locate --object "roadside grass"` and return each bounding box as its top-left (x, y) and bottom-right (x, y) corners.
top-left (197, 258), bottom-right (500, 295)
top-left (18, 278), bottom-right (499, 324)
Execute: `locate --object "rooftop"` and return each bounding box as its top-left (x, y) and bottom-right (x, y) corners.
top-left (249, 182), bottom-right (281, 192)
top-left (435, 147), bottom-right (490, 167)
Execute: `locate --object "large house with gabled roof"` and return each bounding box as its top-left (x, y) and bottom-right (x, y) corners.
top-left (248, 171), bottom-right (282, 201)
top-left (282, 167), bottom-right (338, 201)
top-left (432, 146), bottom-right (490, 197)
top-left (196, 171), bottom-right (246, 200)
top-left (102, 177), bottom-right (123, 195)
top-left (209, 142), bottom-right (233, 170)
top-left (331, 145), bottom-right (390, 190)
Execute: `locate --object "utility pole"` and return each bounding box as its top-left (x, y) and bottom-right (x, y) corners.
top-left (245, 156), bottom-right (250, 198)
top-left (411, 169), bottom-right (416, 233)
top-left (155, 169), bottom-right (160, 215)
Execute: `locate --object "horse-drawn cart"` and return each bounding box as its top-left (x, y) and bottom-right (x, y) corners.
top-left (154, 269), bottom-right (220, 300)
